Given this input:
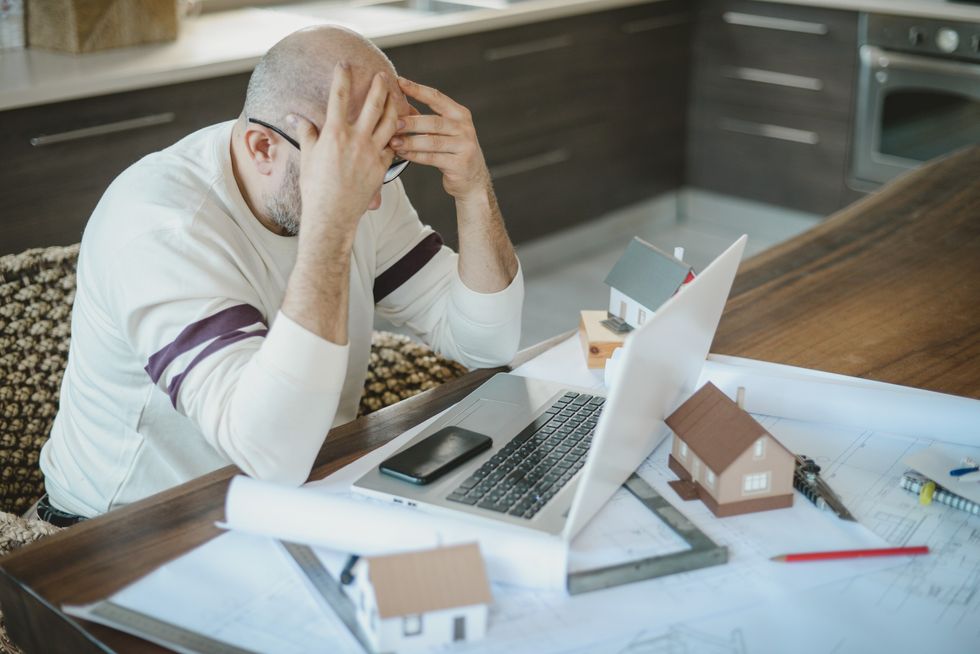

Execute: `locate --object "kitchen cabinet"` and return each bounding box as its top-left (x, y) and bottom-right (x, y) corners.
top-left (0, 74), bottom-right (250, 254)
top-left (686, 0), bottom-right (860, 214)
top-left (1, 0), bottom-right (865, 256)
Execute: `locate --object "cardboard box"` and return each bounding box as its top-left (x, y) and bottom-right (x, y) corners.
top-left (28, 0), bottom-right (178, 54)
top-left (578, 310), bottom-right (626, 369)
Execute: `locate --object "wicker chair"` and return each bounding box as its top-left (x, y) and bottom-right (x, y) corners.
top-left (0, 244), bottom-right (467, 654)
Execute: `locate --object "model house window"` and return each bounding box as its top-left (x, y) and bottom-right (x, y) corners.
top-left (692, 458), bottom-right (700, 479)
top-left (637, 308), bottom-right (647, 324)
top-left (679, 441), bottom-right (688, 459)
top-left (453, 616), bottom-right (467, 641)
top-left (743, 472), bottom-right (770, 493)
top-left (403, 614), bottom-right (423, 637)
top-left (705, 469), bottom-right (715, 488)
top-left (619, 300), bottom-right (628, 319)
top-left (754, 438), bottom-right (766, 459)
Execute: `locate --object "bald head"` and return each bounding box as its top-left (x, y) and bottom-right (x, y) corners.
top-left (243, 26), bottom-right (399, 128)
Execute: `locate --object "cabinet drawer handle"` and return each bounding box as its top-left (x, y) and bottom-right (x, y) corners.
top-left (484, 34), bottom-right (574, 61)
top-left (723, 67), bottom-right (823, 91)
top-left (620, 13), bottom-right (690, 34)
top-left (719, 118), bottom-right (819, 145)
top-left (490, 148), bottom-right (570, 180)
top-left (30, 112), bottom-right (176, 147)
top-left (722, 12), bottom-right (828, 35)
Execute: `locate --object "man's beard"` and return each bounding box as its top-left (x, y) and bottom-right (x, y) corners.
top-left (265, 157), bottom-right (301, 236)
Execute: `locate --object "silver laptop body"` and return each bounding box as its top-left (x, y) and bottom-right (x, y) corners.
top-left (352, 236), bottom-right (747, 540)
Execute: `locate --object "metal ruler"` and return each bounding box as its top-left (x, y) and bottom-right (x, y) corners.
top-left (82, 600), bottom-right (257, 654)
top-left (567, 473), bottom-right (729, 595)
top-left (280, 541), bottom-right (373, 654)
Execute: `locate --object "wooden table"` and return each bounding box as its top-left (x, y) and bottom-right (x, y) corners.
top-left (2, 146), bottom-right (978, 653)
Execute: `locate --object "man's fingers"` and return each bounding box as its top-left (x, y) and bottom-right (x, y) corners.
top-left (398, 77), bottom-right (466, 120)
top-left (327, 62), bottom-right (352, 128)
top-left (390, 133), bottom-right (459, 154)
top-left (394, 150), bottom-right (455, 170)
top-left (397, 115), bottom-right (459, 136)
top-left (357, 72), bottom-right (389, 134)
top-left (372, 91), bottom-right (400, 150)
top-left (286, 114), bottom-right (318, 150)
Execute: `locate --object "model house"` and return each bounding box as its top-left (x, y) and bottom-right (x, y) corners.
top-left (603, 237), bottom-right (693, 331)
top-left (349, 542), bottom-right (492, 653)
top-left (665, 382), bottom-right (795, 517)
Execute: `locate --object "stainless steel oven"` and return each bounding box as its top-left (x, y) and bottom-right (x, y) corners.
top-left (852, 13), bottom-right (980, 188)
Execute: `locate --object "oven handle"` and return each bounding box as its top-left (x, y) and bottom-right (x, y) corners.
top-left (863, 45), bottom-right (980, 81)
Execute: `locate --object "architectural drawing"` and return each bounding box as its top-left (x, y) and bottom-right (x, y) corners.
top-left (619, 626), bottom-right (747, 654)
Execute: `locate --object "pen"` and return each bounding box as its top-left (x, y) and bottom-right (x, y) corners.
top-left (770, 546), bottom-right (929, 562)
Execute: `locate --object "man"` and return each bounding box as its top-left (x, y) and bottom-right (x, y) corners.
top-left (36, 26), bottom-right (522, 523)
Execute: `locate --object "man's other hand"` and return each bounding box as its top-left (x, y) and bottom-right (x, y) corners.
top-left (391, 77), bottom-right (492, 205)
top-left (289, 63), bottom-right (399, 234)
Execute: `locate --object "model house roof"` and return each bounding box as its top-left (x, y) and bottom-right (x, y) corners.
top-left (603, 237), bottom-right (691, 312)
top-left (666, 382), bottom-right (779, 474)
top-left (364, 542), bottom-right (492, 619)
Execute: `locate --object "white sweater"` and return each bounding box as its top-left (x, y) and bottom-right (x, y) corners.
top-left (40, 121), bottom-right (523, 518)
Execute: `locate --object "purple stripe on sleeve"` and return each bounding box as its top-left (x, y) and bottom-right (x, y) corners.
top-left (145, 304), bottom-right (266, 383)
top-left (373, 232), bottom-right (444, 303)
top-left (166, 328), bottom-right (268, 408)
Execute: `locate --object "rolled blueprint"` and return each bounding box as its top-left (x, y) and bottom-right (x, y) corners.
top-left (223, 474), bottom-right (569, 591)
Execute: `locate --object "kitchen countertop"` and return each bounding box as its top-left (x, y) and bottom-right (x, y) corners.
top-left (0, 0), bottom-right (653, 111)
top-left (1, 0), bottom-right (978, 112)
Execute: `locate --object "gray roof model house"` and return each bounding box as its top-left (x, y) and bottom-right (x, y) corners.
top-left (603, 237), bottom-right (693, 331)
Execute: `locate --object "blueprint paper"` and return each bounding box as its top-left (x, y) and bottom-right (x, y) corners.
top-left (543, 416), bottom-right (980, 654)
top-left (66, 530), bottom-right (363, 654)
top-left (701, 356), bottom-right (980, 446)
top-left (94, 336), bottom-right (979, 653)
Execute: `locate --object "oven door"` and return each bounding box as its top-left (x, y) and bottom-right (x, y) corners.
top-left (852, 45), bottom-right (980, 187)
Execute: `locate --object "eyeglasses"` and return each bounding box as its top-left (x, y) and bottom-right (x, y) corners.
top-left (247, 117), bottom-right (410, 184)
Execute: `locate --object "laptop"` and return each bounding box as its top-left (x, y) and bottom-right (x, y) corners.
top-left (353, 235), bottom-right (747, 541)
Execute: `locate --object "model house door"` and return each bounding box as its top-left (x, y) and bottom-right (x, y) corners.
top-left (453, 616), bottom-right (466, 641)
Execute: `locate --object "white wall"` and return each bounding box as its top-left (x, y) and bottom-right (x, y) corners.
top-left (378, 604), bottom-right (488, 652)
top-left (608, 288), bottom-right (656, 329)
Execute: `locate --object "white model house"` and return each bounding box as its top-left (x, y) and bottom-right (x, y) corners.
top-left (603, 237), bottom-right (693, 330)
top-left (349, 542), bottom-right (492, 653)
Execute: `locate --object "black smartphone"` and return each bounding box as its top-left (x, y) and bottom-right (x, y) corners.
top-left (379, 426), bottom-right (492, 485)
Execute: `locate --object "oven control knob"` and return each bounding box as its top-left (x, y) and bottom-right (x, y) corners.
top-left (908, 27), bottom-right (925, 46)
top-left (936, 28), bottom-right (959, 53)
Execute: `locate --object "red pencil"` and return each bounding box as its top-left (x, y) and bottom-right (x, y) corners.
top-left (770, 546), bottom-right (930, 562)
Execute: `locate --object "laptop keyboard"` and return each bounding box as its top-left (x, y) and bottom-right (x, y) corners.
top-left (446, 391), bottom-right (604, 519)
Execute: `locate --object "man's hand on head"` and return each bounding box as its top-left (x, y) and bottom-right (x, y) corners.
top-left (391, 77), bottom-right (493, 206)
top-left (288, 63), bottom-right (399, 239)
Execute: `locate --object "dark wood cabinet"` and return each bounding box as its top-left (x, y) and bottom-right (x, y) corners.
top-left (0, 74), bottom-right (250, 255)
top-left (686, 0), bottom-right (860, 215)
top-left (0, 0), bottom-right (865, 255)
top-left (386, 0), bottom-right (693, 246)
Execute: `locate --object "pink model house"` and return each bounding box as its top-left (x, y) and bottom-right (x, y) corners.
top-left (666, 382), bottom-right (795, 517)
